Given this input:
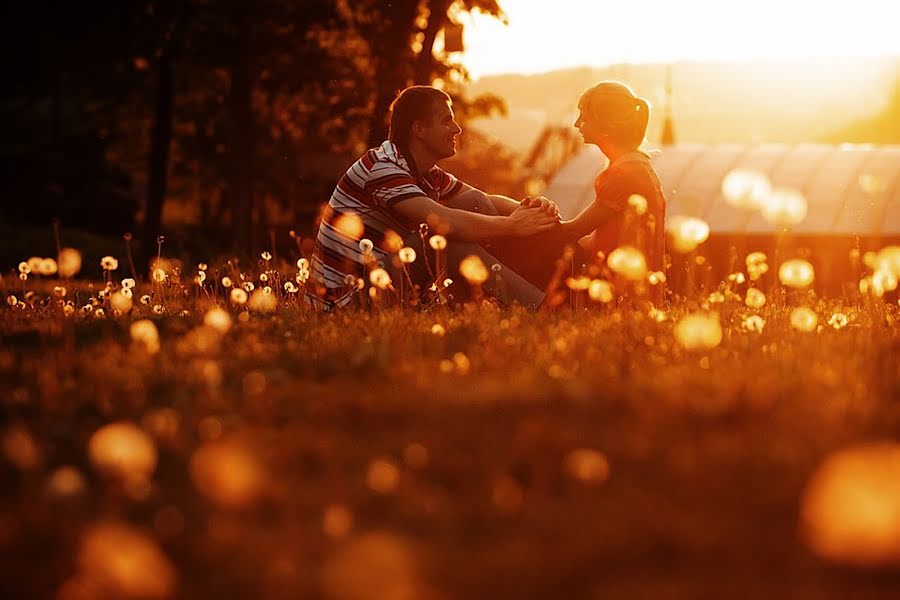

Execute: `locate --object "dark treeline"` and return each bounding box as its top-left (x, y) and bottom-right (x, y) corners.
top-left (1, 0), bottom-right (507, 268)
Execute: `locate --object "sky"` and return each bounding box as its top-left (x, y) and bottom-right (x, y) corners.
top-left (459, 0), bottom-right (900, 79)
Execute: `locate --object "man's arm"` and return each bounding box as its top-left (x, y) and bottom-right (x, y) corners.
top-left (392, 195), bottom-right (559, 242)
top-left (451, 182), bottom-right (559, 217)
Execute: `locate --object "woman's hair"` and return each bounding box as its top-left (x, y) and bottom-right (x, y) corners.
top-left (388, 85), bottom-right (452, 150)
top-left (578, 81), bottom-right (650, 150)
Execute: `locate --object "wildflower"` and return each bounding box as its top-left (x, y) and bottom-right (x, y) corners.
top-left (230, 288), bottom-right (248, 305)
top-left (18, 262), bottom-right (30, 275)
top-left (152, 269), bottom-right (167, 283)
top-left (260, 251), bottom-right (272, 261)
top-left (398, 247), bottom-right (417, 264)
top-left (296, 258), bottom-right (310, 270)
top-left (198, 262), bottom-right (208, 271)
top-left (221, 276), bottom-right (233, 288)
top-left (100, 256), bottom-right (119, 271)
top-left (284, 281), bottom-right (298, 293)
top-left (242, 282), bottom-right (254, 293)
top-left (429, 235), bottom-right (447, 251)
top-left (122, 278), bottom-right (136, 289)
top-left (745, 287), bottom-right (766, 308)
top-left (779, 259), bottom-right (815, 288)
top-left (369, 268), bottom-right (392, 290)
top-left (790, 307), bottom-right (818, 332)
top-left (140, 294), bottom-right (152, 305)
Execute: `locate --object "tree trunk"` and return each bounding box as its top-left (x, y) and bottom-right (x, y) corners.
top-left (141, 49), bottom-right (174, 273)
top-left (229, 61), bottom-right (254, 256)
top-left (413, 0), bottom-right (451, 85)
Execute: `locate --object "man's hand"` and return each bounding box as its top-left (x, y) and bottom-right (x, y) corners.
top-left (521, 195), bottom-right (561, 220)
top-left (508, 203), bottom-right (560, 236)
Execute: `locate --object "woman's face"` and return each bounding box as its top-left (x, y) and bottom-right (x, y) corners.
top-left (574, 102), bottom-right (605, 147)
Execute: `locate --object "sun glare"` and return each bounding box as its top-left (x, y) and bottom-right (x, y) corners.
top-left (461, 0), bottom-right (900, 78)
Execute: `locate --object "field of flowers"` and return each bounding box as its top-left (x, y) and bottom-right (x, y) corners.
top-left (1, 235), bottom-right (900, 599)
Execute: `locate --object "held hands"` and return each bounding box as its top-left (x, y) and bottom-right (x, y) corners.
top-left (509, 198), bottom-right (560, 236)
top-left (520, 195), bottom-right (561, 219)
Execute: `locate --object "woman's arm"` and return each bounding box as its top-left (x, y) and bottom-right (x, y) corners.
top-left (560, 201), bottom-right (618, 239)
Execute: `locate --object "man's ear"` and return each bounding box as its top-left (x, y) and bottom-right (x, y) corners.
top-left (410, 120), bottom-right (426, 140)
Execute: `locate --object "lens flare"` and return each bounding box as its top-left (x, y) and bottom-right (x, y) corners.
top-left (334, 213), bottom-right (365, 240)
top-left (674, 313), bottom-right (723, 350)
top-left (588, 279), bottom-right (614, 303)
top-left (722, 169), bottom-right (772, 209)
top-left (801, 443), bottom-right (900, 567)
top-left (130, 320), bottom-right (160, 354)
top-left (88, 422), bottom-right (158, 482)
top-left (761, 188), bottom-right (807, 225)
top-left (668, 216), bottom-right (710, 253)
top-left (607, 246), bottom-right (648, 281)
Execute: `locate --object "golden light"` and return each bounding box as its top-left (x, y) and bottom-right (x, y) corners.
top-left (333, 213), bottom-right (365, 240)
top-left (790, 307), bottom-right (819, 332)
top-left (744, 287), bottom-right (766, 309)
top-left (874, 245), bottom-right (900, 277)
top-left (871, 269), bottom-right (898, 297)
top-left (745, 252), bottom-right (769, 281)
top-left (190, 438), bottom-right (263, 509)
top-left (761, 187), bottom-right (807, 226)
top-left (57, 248), bottom-right (82, 277)
top-left (667, 216), bottom-right (710, 253)
top-left (674, 312), bottom-right (723, 350)
top-left (607, 246), bottom-right (648, 281)
top-left (78, 521), bottom-right (177, 599)
top-left (100, 256), bottom-right (119, 271)
top-left (203, 307), bottom-right (232, 334)
top-left (778, 259), bottom-right (815, 288)
top-left (248, 289), bottom-right (277, 313)
top-left (369, 268), bottom-right (392, 290)
top-left (563, 449), bottom-right (611, 486)
top-left (47, 466), bottom-right (87, 499)
top-left (130, 319), bottom-right (160, 354)
top-left (366, 458), bottom-right (400, 494)
top-left (230, 288), bottom-right (248, 305)
top-left (721, 169), bottom-right (772, 209)
top-left (459, 254), bottom-right (489, 285)
top-left (801, 443), bottom-right (900, 567)
top-left (588, 279), bottom-right (614, 303)
top-left (88, 422), bottom-right (158, 482)
top-left (742, 315), bottom-right (766, 333)
top-left (627, 194), bottom-right (648, 215)
top-left (322, 532), bottom-right (418, 600)
top-left (110, 291), bottom-right (134, 314)
top-left (428, 235), bottom-right (448, 251)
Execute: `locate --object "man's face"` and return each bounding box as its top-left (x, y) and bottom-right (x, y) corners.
top-left (574, 102), bottom-right (604, 146)
top-left (418, 101), bottom-right (462, 160)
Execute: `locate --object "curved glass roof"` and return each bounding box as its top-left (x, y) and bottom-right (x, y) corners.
top-left (547, 143), bottom-right (900, 235)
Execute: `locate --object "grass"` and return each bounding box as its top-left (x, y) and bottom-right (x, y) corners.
top-left (1, 250), bottom-right (899, 600)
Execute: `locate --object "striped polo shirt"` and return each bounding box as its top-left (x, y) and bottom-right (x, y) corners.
top-left (310, 141), bottom-right (463, 307)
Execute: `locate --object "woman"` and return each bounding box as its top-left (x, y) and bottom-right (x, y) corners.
top-left (560, 81), bottom-right (667, 294)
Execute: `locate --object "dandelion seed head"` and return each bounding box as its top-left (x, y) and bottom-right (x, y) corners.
top-left (203, 307), bottom-right (232, 334)
top-left (722, 169), bottom-right (772, 209)
top-left (627, 194), bottom-right (648, 215)
top-left (296, 258), bottom-right (310, 270)
top-left (221, 276), bottom-right (233, 288)
top-left (398, 247), bottom-right (417, 264)
top-left (745, 287), bottom-right (766, 309)
top-left (761, 188), bottom-right (807, 225)
top-left (152, 269), bottom-right (167, 283)
top-left (230, 288), bottom-right (248, 305)
top-left (790, 307), bottom-right (818, 332)
top-left (260, 251), bottom-right (272, 261)
top-left (130, 320), bottom-right (160, 354)
top-left (100, 256), bottom-right (119, 271)
top-left (779, 259), bottom-right (815, 288)
top-left (369, 268), bottom-right (392, 290)
top-left (742, 314), bottom-right (766, 333)
top-left (429, 235), bottom-right (447, 251)
top-left (57, 248), bottom-right (82, 277)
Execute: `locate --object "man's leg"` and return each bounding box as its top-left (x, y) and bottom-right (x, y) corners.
top-left (397, 233), bottom-right (544, 309)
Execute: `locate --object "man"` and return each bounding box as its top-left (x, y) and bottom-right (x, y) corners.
top-left (310, 85), bottom-right (560, 309)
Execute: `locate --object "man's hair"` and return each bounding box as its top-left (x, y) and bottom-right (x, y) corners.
top-left (579, 81), bottom-right (650, 150)
top-left (388, 86), bottom-right (452, 149)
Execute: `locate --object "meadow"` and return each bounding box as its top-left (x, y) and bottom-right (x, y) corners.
top-left (1, 239), bottom-right (900, 600)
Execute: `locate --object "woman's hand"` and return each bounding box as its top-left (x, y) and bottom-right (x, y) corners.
top-left (521, 196), bottom-right (561, 219)
top-left (507, 203), bottom-right (560, 236)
